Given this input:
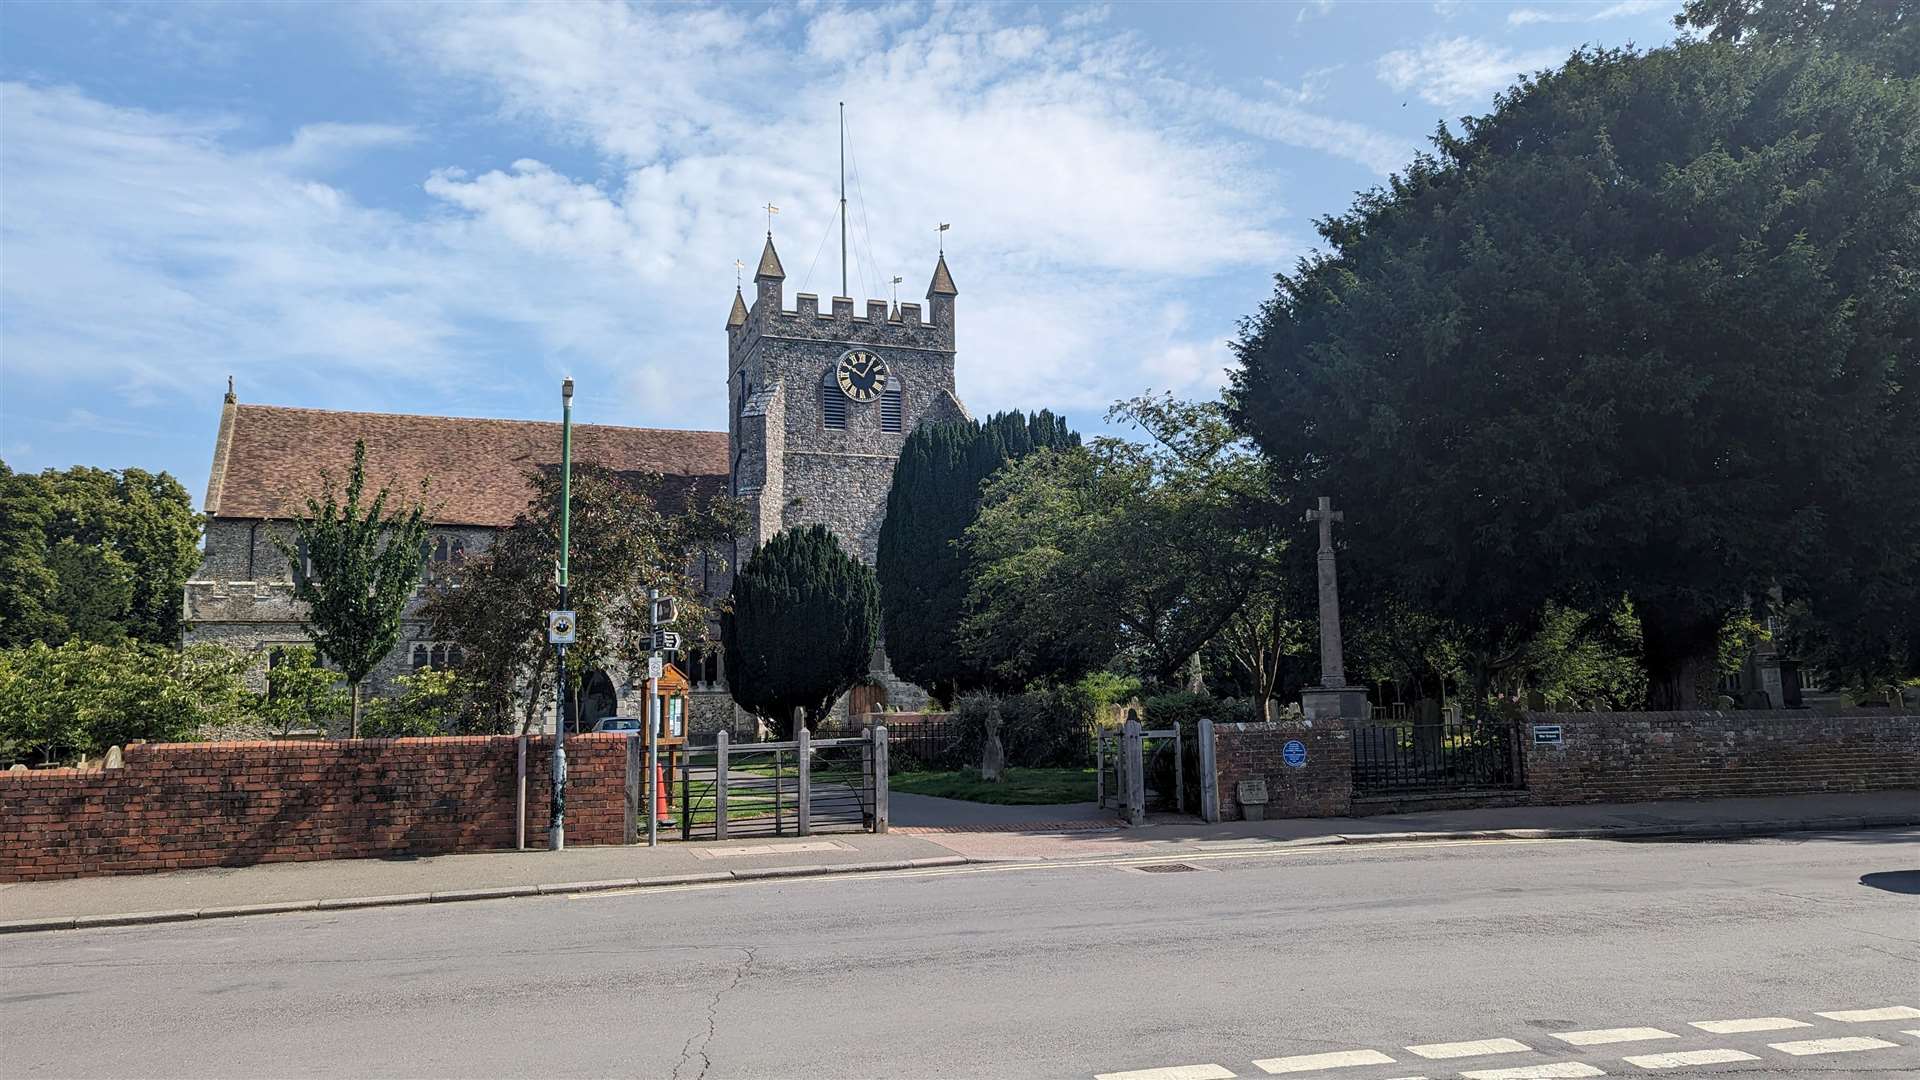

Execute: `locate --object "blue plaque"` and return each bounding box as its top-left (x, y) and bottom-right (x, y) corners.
top-left (1282, 739), bottom-right (1308, 768)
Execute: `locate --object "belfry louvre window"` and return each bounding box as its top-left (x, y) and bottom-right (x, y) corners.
top-left (881, 387), bottom-right (903, 432)
top-left (821, 378), bottom-right (847, 429)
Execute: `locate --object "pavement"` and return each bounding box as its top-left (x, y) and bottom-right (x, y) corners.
top-left (2, 789), bottom-right (1914, 932)
top-left (2, 822), bottom-right (1915, 1078)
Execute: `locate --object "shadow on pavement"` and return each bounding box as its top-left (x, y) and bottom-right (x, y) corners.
top-left (1860, 869), bottom-right (1920, 894)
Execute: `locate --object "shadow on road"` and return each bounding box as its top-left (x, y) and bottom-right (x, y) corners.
top-left (1859, 869), bottom-right (1920, 895)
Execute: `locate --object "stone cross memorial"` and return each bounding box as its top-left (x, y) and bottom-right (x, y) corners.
top-left (1300, 496), bottom-right (1370, 722)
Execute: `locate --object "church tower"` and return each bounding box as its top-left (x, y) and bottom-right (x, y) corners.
top-left (726, 232), bottom-right (968, 564)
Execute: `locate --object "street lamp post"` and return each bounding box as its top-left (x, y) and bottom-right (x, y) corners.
top-left (551, 377), bottom-right (574, 851)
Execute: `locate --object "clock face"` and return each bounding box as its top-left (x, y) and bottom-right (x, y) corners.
top-left (835, 349), bottom-right (889, 403)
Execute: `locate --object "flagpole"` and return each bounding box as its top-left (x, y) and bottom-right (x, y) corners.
top-left (839, 102), bottom-right (848, 300)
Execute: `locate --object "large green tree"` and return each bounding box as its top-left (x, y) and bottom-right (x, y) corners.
top-left (0, 462), bottom-right (201, 647)
top-left (1231, 41), bottom-right (1919, 708)
top-left (276, 440), bottom-right (432, 736)
top-left (875, 410), bottom-right (1077, 701)
top-left (723, 525), bottom-right (879, 736)
top-left (427, 464), bottom-right (735, 734)
top-left (962, 397), bottom-right (1297, 701)
top-left (1677, 0), bottom-right (1919, 77)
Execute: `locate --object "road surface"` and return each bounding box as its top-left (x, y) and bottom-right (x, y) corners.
top-left (3, 829), bottom-right (1915, 1078)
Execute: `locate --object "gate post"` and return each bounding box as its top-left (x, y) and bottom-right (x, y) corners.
top-left (861, 729), bottom-right (875, 829)
top-left (1173, 722), bottom-right (1185, 813)
top-left (796, 727), bottom-right (812, 836)
top-left (1123, 714), bottom-right (1145, 825)
top-left (714, 730), bottom-right (730, 841)
top-left (1197, 718), bottom-right (1219, 823)
top-left (624, 737), bottom-right (642, 845)
top-left (872, 724), bottom-right (889, 833)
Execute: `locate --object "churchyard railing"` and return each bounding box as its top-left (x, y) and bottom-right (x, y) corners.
top-left (1350, 717), bottom-right (1523, 795)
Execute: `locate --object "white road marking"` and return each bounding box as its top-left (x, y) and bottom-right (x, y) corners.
top-left (1815, 1006), bottom-right (1920, 1022)
top-left (1407, 1039), bottom-right (1531, 1060)
top-left (1622, 1049), bottom-right (1760, 1069)
top-left (1906, 1030), bottom-right (1920, 1040)
top-left (1548, 1028), bottom-right (1676, 1047)
top-left (1768, 1036), bottom-right (1900, 1056)
top-left (1458, 1064), bottom-right (1605, 1079)
top-left (1096, 1066), bottom-right (1237, 1080)
top-left (1253, 1049), bottom-right (1396, 1073)
top-left (1688, 1017), bottom-right (1811, 1034)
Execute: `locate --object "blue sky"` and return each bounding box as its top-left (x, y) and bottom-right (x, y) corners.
top-left (0, 0), bottom-right (1681, 507)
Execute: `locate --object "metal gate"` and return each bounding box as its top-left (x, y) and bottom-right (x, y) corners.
top-left (676, 727), bottom-right (889, 840)
top-left (1351, 717), bottom-right (1523, 796)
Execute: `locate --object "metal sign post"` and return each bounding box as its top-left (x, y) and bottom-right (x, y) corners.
top-left (643, 589), bottom-right (676, 848)
top-left (549, 377), bottom-right (575, 852)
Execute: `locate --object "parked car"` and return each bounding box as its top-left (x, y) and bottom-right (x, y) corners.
top-left (590, 717), bottom-right (647, 736)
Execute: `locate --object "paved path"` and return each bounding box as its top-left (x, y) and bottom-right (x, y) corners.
top-left (889, 792), bottom-right (1117, 828)
top-left (2, 827), bottom-right (1913, 1077)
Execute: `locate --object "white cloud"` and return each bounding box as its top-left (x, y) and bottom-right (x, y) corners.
top-left (1508, 0), bottom-right (1668, 25)
top-left (4, 1), bottom-right (1417, 473)
top-left (1376, 35), bottom-right (1567, 106)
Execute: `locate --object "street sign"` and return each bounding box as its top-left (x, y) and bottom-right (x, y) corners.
top-left (647, 656), bottom-right (664, 681)
top-left (1282, 739), bottom-right (1308, 768)
top-left (547, 610), bottom-right (576, 645)
top-left (651, 629), bottom-right (681, 652)
top-left (651, 597), bottom-right (678, 626)
top-left (1532, 724), bottom-right (1564, 746)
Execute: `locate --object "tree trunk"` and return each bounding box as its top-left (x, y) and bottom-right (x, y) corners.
top-left (1639, 599), bottom-right (1723, 711)
top-left (349, 681), bottom-right (362, 739)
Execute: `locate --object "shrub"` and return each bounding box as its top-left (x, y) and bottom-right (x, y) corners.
top-left (361, 668), bottom-right (460, 738)
top-left (0, 640), bottom-right (251, 765)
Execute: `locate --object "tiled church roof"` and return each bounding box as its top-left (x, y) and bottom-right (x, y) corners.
top-left (206, 403), bottom-right (729, 527)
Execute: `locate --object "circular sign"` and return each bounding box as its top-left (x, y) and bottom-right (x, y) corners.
top-left (1282, 739), bottom-right (1308, 768)
top-left (835, 349), bottom-right (889, 402)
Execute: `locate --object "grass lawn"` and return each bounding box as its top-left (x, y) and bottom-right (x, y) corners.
top-left (890, 767), bottom-right (1096, 805)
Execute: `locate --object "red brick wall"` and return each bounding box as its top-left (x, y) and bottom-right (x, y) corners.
top-left (1521, 710), bottom-right (1920, 806)
top-left (0, 734), bottom-right (633, 883)
top-left (1212, 720), bottom-right (1353, 821)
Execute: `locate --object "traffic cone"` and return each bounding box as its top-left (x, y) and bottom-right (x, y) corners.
top-left (654, 760), bottom-right (675, 825)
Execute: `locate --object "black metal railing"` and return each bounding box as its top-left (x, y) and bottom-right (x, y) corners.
top-left (884, 719), bottom-right (967, 772)
top-left (1351, 719), bottom-right (1523, 794)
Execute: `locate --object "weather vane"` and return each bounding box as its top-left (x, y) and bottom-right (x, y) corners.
top-left (890, 275), bottom-right (903, 313)
top-left (764, 203), bottom-right (780, 234)
top-left (937, 222), bottom-right (950, 256)
top-left (734, 259), bottom-right (745, 288)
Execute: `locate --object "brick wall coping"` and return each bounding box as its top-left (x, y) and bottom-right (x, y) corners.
top-left (0, 733), bottom-right (628, 784)
top-left (1213, 718), bottom-right (1347, 733)
top-left (1520, 710), bottom-right (1918, 724)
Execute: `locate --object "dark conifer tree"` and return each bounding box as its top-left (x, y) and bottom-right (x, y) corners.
top-left (723, 525), bottom-right (880, 735)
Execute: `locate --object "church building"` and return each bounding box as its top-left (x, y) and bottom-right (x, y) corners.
top-left (183, 234), bottom-right (964, 733)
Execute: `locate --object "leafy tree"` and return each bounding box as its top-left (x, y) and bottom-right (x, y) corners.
top-left (362, 668), bottom-right (462, 738)
top-left (427, 464), bottom-right (734, 734)
top-left (876, 410), bottom-right (1077, 701)
top-left (722, 525), bottom-right (879, 736)
top-left (1677, 0), bottom-right (1920, 77)
top-left (0, 641), bottom-right (252, 765)
top-left (275, 440), bottom-right (432, 736)
top-left (962, 397), bottom-right (1299, 703)
top-left (257, 645), bottom-right (350, 735)
top-left (0, 464), bottom-right (63, 647)
top-left (0, 462), bottom-right (201, 647)
top-left (1230, 42), bottom-right (1919, 708)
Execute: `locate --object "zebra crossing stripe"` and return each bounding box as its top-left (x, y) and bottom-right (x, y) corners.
top-left (1688, 1017), bottom-right (1809, 1034)
top-left (1767, 1037), bottom-right (1900, 1056)
top-left (1815, 1007), bottom-right (1920, 1023)
top-left (1548, 1028), bottom-right (1676, 1047)
top-left (1458, 1064), bottom-right (1605, 1079)
top-left (1253, 1050), bottom-right (1396, 1074)
top-left (1405, 1038), bottom-right (1531, 1060)
top-left (1622, 1049), bottom-right (1760, 1069)
top-left (1095, 1066), bottom-right (1237, 1080)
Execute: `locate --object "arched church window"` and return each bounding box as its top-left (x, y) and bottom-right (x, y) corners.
top-left (820, 370), bottom-right (847, 430)
top-left (412, 644), bottom-right (429, 671)
top-left (431, 643), bottom-right (448, 669)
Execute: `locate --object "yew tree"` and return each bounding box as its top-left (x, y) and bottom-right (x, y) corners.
top-left (723, 525), bottom-right (879, 736)
top-left (1230, 41), bottom-right (1919, 707)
